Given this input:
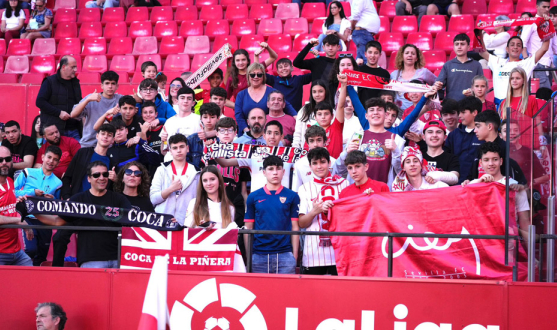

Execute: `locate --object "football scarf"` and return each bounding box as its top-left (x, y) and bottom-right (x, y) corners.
top-left (476, 17), bottom-right (555, 41)
top-left (183, 43), bottom-right (233, 89)
top-left (202, 142), bottom-right (308, 163)
top-left (312, 174), bottom-right (346, 247)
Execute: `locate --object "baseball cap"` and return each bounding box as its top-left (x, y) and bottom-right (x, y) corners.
top-left (423, 120), bottom-right (447, 134)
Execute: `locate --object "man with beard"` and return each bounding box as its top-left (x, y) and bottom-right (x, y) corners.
top-left (34, 124), bottom-right (81, 179)
top-left (234, 108), bottom-right (269, 145)
top-left (0, 146), bottom-right (33, 266)
top-left (1, 120), bottom-right (38, 173)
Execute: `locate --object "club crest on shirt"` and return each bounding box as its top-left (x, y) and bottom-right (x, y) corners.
top-left (280, 197), bottom-right (286, 203)
top-left (361, 139), bottom-right (390, 160)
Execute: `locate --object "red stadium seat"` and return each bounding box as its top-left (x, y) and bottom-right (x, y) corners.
top-left (0, 74), bottom-right (18, 83)
top-left (462, 0), bottom-right (487, 17)
top-left (239, 35), bottom-right (266, 53)
top-left (150, 6), bottom-right (174, 23)
top-left (4, 56), bottom-right (29, 74)
top-left (231, 19), bottom-right (256, 36)
top-left (126, 7), bottom-right (149, 24)
top-left (387, 54), bottom-right (397, 70)
top-left (200, 5), bottom-right (223, 22)
top-left (245, 0), bottom-right (268, 6)
top-left (154, 21), bottom-right (178, 38)
top-left (103, 22), bottom-right (128, 40)
top-left (164, 54), bottom-right (191, 71)
top-left (269, 0), bottom-right (292, 6)
top-left (476, 14), bottom-right (499, 34)
top-left (21, 73), bottom-right (46, 84)
top-left (184, 36), bottom-right (211, 54)
top-left (175, 6), bottom-right (198, 21)
top-left (78, 22), bottom-right (103, 40)
top-left (292, 33), bottom-right (316, 52)
top-left (378, 15), bottom-right (390, 36)
top-left (419, 15), bottom-right (446, 35)
top-left (391, 16), bottom-right (418, 37)
top-left (56, 38), bottom-right (81, 55)
top-left (78, 72), bottom-right (101, 83)
top-left (483, 68), bottom-right (493, 79)
top-left (82, 37), bottom-right (107, 55)
top-left (205, 20), bottom-right (230, 39)
top-left (78, 8), bottom-right (101, 24)
top-left (191, 53), bottom-right (224, 71)
top-left (267, 34), bottom-right (292, 52)
top-left (516, 0), bottom-right (537, 15)
top-left (30, 55), bottom-right (56, 75)
top-left (422, 50), bottom-right (447, 72)
top-left (301, 2), bottom-right (326, 22)
top-left (448, 15), bottom-right (475, 33)
top-left (434, 31), bottom-right (460, 54)
top-left (311, 17), bottom-right (325, 34)
top-left (225, 4), bottom-right (249, 22)
top-left (52, 8), bottom-right (76, 26)
top-left (378, 32), bottom-right (404, 56)
top-left (284, 18), bottom-right (308, 36)
top-left (159, 36), bottom-right (185, 55)
top-left (110, 55), bottom-right (136, 73)
top-left (102, 7), bottom-right (125, 24)
top-left (53, 0), bottom-right (76, 10)
top-left (488, 0), bottom-right (514, 15)
top-left (31, 38), bottom-right (56, 55)
top-left (116, 71), bottom-right (129, 83)
top-left (406, 32), bottom-right (433, 51)
top-left (213, 35), bottom-right (238, 51)
top-left (249, 4), bottom-right (274, 22)
top-left (54, 22), bottom-right (78, 40)
top-left (220, 0), bottom-right (242, 7)
top-left (136, 55), bottom-right (162, 71)
top-left (7, 39), bottom-right (31, 56)
top-left (196, 0), bottom-right (218, 7)
top-left (133, 37), bottom-right (158, 55)
top-left (129, 21), bottom-right (153, 39)
top-left (83, 55), bottom-right (108, 72)
top-left (378, 0), bottom-right (397, 19)
top-left (172, 0), bottom-right (194, 8)
top-left (179, 20), bottom-right (204, 37)
top-left (107, 37), bottom-right (133, 56)
top-left (258, 18), bottom-right (283, 36)
top-left (0, 39), bottom-right (5, 56)
top-left (275, 3), bottom-right (299, 19)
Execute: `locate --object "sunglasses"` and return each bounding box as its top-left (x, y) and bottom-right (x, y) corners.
top-left (90, 172), bottom-right (109, 178)
top-left (218, 128), bottom-right (235, 134)
top-left (125, 169), bottom-right (142, 177)
top-left (249, 73), bottom-right (264, 78)
top-left (0, 156), bottom-right (12, 163)
top-left (339, 53), bottom-right (353, 58)
top-left (169, 84), bottom-right (182, 88)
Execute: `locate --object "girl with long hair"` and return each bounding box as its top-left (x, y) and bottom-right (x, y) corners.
top-left (292, 80), bottom-right (330, 148)
top-left (167, 77), bottom-right (186, 112)
top-left (328, 54), bottom-right (358, 105)
top-left (468, 75), bottom-right (496, 111)
top-left (226, 49), bottom-right (250, 101)
top-left (114, 162), bottom-right (155, 211)
top-left (0, 0), bottom-right (25, 43)
top-left (31, 115), bottom-right (44, 148)
top-left (315, 1), bottom-right (350, 52)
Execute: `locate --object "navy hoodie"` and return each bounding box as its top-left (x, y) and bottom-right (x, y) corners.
top-left (445, 124), bottom-right (483, 184)
top-left (266, 73), bottom-right (313, 110)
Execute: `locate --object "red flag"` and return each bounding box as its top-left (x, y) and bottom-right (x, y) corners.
top-left (329, 183), bottom-right (527, 280)
top-left (137, 255), bottom-right (170, 330)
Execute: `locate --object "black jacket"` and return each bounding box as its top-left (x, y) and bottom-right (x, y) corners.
top-left (36, 70), bottom-right (82, 132)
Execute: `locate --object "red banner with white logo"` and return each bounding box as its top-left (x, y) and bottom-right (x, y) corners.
top-left (329, 183), bottom-right (528, 280)
top-left (121, 228), bottom-right (241, 272)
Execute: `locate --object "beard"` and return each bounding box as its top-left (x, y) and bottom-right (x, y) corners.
top-left (251, 123), bottom-right (262, 134)
top-left (48, 137), bottom-right (60, 145)
top-left (0, 165), bottom-right (11, 176)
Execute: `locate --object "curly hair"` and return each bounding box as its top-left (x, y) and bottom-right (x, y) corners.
top-left (394, 44), bottom-right (425, 71)
top-left (113, 161), bottom-right (151, 197)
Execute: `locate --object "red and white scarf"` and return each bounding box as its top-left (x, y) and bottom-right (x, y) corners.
top-left (312, 174), bottom-right (346, 246)
top-left (392, 146), bottom-right (440, 192)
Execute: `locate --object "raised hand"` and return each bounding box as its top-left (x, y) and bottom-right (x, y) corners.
top-left (108, 167), bottom-right (117, 181)
top-left (87, 89), bottom-right (101, 103)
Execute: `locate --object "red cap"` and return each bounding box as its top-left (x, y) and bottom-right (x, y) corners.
top-left (423, 120), bottom-right (447, 134)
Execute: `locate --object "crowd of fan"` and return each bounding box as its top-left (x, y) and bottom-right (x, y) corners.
top-left (0, 0), bottom-right (553, 275)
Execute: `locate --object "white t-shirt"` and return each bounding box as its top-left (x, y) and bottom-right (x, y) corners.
top-left (488, 55), bottom-right (537, 100)
top-left (292, 155), bottom-right (337, 192)
top-left (2, 10), bottom-right (25, 29)
top-left (342, 115), bottom-right (363, 146)
top-left (162, 113), bottom-right (201, 161)
top-left (237, 157), bottom-right (293, 192)
top-left (185, 198), bottom-right (235, 228)
top-left (414, 179), bottom-right (449, 190)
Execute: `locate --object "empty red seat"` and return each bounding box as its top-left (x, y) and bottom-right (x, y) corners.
top-left (448, 15), bottom-right (475, 33)
top-left (231, 19), bottom-right (256, 36)
top-left (205, 19), bottom-right (230, 38)
top-left (245, 0), bottom-right (267, 5)
top-left (136, 55), bottom-right (162, 71)
top-left (31, 38), bottom-right (56, 55)
top-left (78, 8), bottom-right (101, 24)
top-left (56, 38), bottom-right (80, 55)
top-left (81, 38), bottom-right (106, 56)
top-left (191, 54), bottom-right (213, 71)
top-left (488, 0), bottom-right (514, 15)
top-left (179, 20), bottom-right (204, 37)
top-left (292, 33), bottom-right (316, 52)
top-left (0, 74), bottom-right (18, 83)
top-left (7, 39), bottom-right (31, 56)
top-left (83, 55), bottom-right (108, 72)
top-left (311, 17), bottom-right (325, 34)
top-left (164, 54), bottom-right (191, 71)
top-left (159, 36), bottom-right (185, 56)
top-left (184, 36), bottom-right (211, 54)
top-left (103, 22), bottom-right (128, 40)
top-left (0, 39), bottom-right (5, 56)
top-left (213, 35), bottom-right (238, 51)
top-left (53, 0), bottom-right (76, 10)
top-left (196, 0), bottom-right (218, 7)
top-left (4, 56), bottom-right (29, 74)
top-left (126, 7), bottom-right (149, 24)
top-left (110, 55), bottom-right (136, 73)
top-left (133, 37), bottom-right (158, 55)
top-left (249, 4), bottom-right (273, 22)
top-left (378, 0), bottom-right (397, 19)
top-left (275, 3), bottom-right (299, 19)
top-left (516, 0), bottom-right (537, 14)
top-left (422, 50), bottom-right (447, 72)
top-left (226, 4), bottom-right (248, 21)
top-left (406, 32), bottom-right (433, 51)
top-left (30, 55), bottom-right (56, 74)
top-left (116, 71), bottom-right (129, 83)
top-left (387, 54), bottom-right (397, 70)
top-left (378, 32), bottom-right (404, 56)
top-left (107, 37), bottom-right (133, 56)
top-left (419, 15), bottom-right (446, 35)
top-left (54, 22), bottom-right (78, 40)
top-left (200, 5), bottom-right (223, 22)
top-left (172, 0), bottom-right (194, 7)
top-left (301, 2), bottom-right (325, 22)
top-left (150, 6), bottom-right (174, 23)
top-left (462, 0), bottom-right (487, 17)
top-left (391, 15), bottom-right (418, 37)
top-left (102, 7), bottom-right (125, 24)
top-left (284, 18), bottom-right (308, 36)
top-left (258, 18), bottom-right (283, 36)
top-left (77, 72), bottom-right (101, 83)
top-left (378, 15), bottom-right (390, 36)
top-left (53, 8), bottom-right (76, 26)
top-left (175, 6), bottom-right (198, 21)
top-left (220, 0), bottom-right (242, 7)
top-left (79, 22), bottom-right (103, 40)
top-left (129, 21), bottom-right (153, 39)
top-left (434, 31), bottom-right (460, 54)
top-left (267, 35), bottom-right (292, 52)
top-left (239, 35), bottom-right (266, 53)
top-left (154, 21), bottom-right (178, 38)
top-left (21, 73), bottom-right (46, 84)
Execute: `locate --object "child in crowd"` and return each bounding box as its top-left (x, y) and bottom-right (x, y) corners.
top-left (392, 146), bottom-right (449, 191)
top-left (263, 58), bottom-right (313, 111)
top-left (293, 80), bottom-right (330, 148)
top-left (155, 72), bottom-right (167, 101)
top-left (339, 150), bottom-right (390, 198)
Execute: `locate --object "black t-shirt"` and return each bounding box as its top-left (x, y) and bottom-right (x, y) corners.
top-left (61, 190), bottom-right (132, 265)
top-left (357, 65), bottom-right (391, 107)
top-left (114, 114), bottom-right (142, 140)
top-left (1, 134), bottom-right (38, 164)
top-left (124, 194), bottom-right (155, 212)
top-left (60, 78), bottom-right (80, 131)
top-left (423, 151), bottom-right (460, 173)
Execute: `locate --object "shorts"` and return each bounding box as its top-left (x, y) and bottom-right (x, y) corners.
top-left (435, 4), bottom-right (452, 15)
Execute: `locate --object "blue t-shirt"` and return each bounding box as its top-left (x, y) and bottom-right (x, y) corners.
top-left (245, 185), bottom-right (300, 254)
top-left (81, 152), bottom-right (110, 192)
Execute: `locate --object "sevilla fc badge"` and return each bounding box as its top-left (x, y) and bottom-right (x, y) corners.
top-left (280, 197), bottom-right (287, 203)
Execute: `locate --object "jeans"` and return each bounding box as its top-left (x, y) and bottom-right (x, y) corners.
top-left (252, 252), bottom-right (296, 274)
top-left (533, 63), bottom-right (552, 90)
top-left (81, 260), bottom-right (119, 268)
top-left (85, 0), bottom-right (120, 8)
top-left (62, 129), bottom-right (81, 142)
top-left (0, 250), bottom-right (33, 266)
top-left (24, 217), bottom-right (52, 266)
top-left (352, 29), bottom-right (375, 63)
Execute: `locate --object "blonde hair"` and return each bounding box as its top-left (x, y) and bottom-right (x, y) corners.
top-left (395, 44), bottom-right (425, 71)
top-left (501, 67), bottom-right (529, 118)
top-left (246, 62), bottom-right (267, 87)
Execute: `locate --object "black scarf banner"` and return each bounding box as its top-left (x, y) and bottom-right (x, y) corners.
top-left (202, 142), bottom-right (308, 164)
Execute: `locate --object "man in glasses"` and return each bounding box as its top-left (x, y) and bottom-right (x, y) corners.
top-left (0, 146), bottom-right (33, 266)
top-left (234, 108), bottom-right (269, 146)
top-left (136, 78), bottom-right (176, 126)
top-left (32, 161), bottom-right (132, 268)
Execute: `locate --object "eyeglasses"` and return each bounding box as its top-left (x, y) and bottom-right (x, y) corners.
top-left (249, 73), bottom-right (264, 78)
top-left (90, 172), bottom-right (109, 178)
top-left (218, 128), bottom-right (235, 134)
top-left (140, 88), bottom-right (157, 93)
top-left (339, 53), bottom-right (353, 58)
top-left (124, 169), bottom-right (142, 177)
top-left (169, 84), bottom-right (182, 88)
top-left (0, 156), bottom-right (12, 163)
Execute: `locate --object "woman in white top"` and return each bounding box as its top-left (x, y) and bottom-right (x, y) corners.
top-left (315, 1), bottom-right (351, 52)
top-left (481, 15), bottom-right (511, 58)
top-left (1, 0), bottom-right (25, 43)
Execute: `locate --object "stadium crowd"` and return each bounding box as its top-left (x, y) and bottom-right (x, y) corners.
top-left (0, 0), bottom-right (553, 275)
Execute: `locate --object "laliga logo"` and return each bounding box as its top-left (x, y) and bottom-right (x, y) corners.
top-left (169, 278), bottom-right (268, 330)
top-left (381, 225), bottom-right (481, 275)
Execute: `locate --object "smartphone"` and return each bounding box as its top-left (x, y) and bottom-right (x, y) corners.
top-left (200, 221), bottom-right (217, 228)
